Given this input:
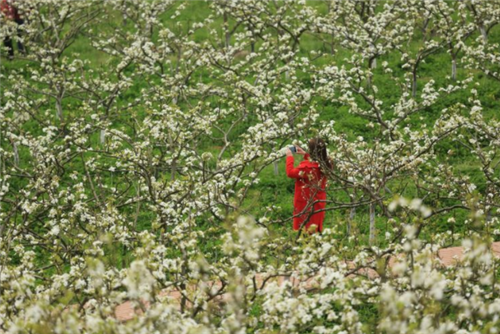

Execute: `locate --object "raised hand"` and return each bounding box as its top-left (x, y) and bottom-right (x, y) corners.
top-left (295, 146), bottom-right (306, 155)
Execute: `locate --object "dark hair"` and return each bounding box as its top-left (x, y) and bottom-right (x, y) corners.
top-left (308, 138), bottom-right (333, 172)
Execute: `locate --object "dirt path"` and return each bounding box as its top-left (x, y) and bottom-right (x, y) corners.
top-left (114, 241), bottom-right (500, 321)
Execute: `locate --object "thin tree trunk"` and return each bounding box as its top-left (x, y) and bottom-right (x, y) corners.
top-left (348, 206), bottom-right (356, 236)
top-left (168, 132), bottom-right (176, 180)
top-left (479, 25), bottom-right (487, 43)
top-left (451, 56), bottom-right (457, 81)
top-left (122, 244), bottom-right (127, 269)
top-left (273, 161), bottom-right (279, 175)
top-left (371, 57), bottom-right (377, 69)
top-left (100, 129), bottom-right (105, 145)
top-left (13, 142), bottom-right (19, 167)
top-left (133, 183), bottom-right (141, 230)
top-left (180, 264), bottom-right (187, 313)
top-left (56, 98), bottom-right (63, 122)
top-left (412, 70), bottom-right (417, 98)
top-left (0, 217), bottom-right (4, 238)
top-left (369, 202), bottom-right (375, 246)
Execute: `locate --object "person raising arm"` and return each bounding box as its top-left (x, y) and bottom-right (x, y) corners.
top-left (285, 138), bottom-right (331, 234)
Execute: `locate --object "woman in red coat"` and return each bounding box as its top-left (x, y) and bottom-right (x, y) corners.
top-left (285, 138), bottom-right (332, 233)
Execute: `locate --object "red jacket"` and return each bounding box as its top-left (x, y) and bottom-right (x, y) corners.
top-left (1, 0), bottom-right (20, 20)
top-left (286, 153), bottom-right (327, 233)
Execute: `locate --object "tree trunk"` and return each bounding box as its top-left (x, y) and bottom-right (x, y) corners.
top-left (56, 98), bottom-right (63, 122)
top-left (168, 131), bottom-right (176, 180)
top-left (273, 161), bottom-right (279, 175)
top-left (348, 206), bottom-right (356, 236)
top-left (13, 142), bottom-right (19, 167)
top-left (412, 70), bottom-right (417, 98)
top-left (479, 25), bottom-right (487, 43)
top-left (371, 57), bottom-right (377, 69)
top-left (100, 129), bottom-right (106, 145)
top-left (451, 57), bottom-right (457, 81)
top-left (369, 202), bottom-right (375, 246)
